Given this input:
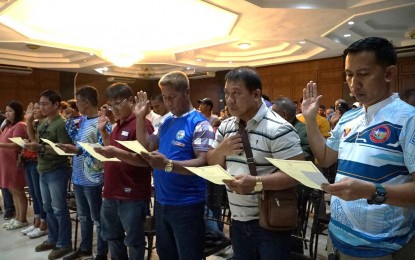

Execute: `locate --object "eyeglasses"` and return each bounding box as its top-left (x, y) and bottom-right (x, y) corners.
top-left (106, 99), bottom-right (127, 111)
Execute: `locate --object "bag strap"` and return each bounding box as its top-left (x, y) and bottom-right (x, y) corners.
top-left (238, 120), bottom-right (257, 176)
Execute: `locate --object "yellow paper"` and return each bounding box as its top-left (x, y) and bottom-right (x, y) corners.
top-left (40, 138), bottom-right (76, 156)
top-left (115, 140), bottom-right (149, 155)
top-left (265, 158), bottom-right (328, 190)
top-left (77, 142), bottom-right (120, 162)
top-left (9, 137), bottom-right (26, 147)
top-left (184, 165), bottom-right (235, 185)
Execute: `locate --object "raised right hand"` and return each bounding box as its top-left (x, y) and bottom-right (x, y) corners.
top-left (134, 91), bottom-right (150, 119)
top-left (302, 81), bottom-right (323, 120)
top-left (25, 102), bottom-right (35, 121)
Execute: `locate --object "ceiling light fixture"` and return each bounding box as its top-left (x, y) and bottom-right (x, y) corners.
top-left (299, 40), bottom-right (306, 44)
top-left (348, 21), bottom-right (354, 25)
top-left (101, 49), bottom-right (144, 67)
top-left (0, 0), bottom-right (238, 52)
top-left (238, 43), bottom-right (251, 49)
top-left (343, 34), bottom-right (351, 37)
top-left (196, 58), bottom-right (202, 62)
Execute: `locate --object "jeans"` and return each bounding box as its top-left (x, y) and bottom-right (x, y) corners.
top-left (73, 184), bottom-right (107, 255)
top-left (231, 219), bottom-right (292, 260)
top-left (100, 199), bottom-right (147, 260)
top-left (24, 161), bottom-right (46, 220)
top-left (40, 167), bottom-right (72, 248)
top-left (1, 188), bottom-right (15, 213)
top-left (155, 202), bottom-right (205, 260)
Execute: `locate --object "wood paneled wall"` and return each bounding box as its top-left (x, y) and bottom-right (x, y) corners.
top-left (0, 56), bottom-right (413, 112)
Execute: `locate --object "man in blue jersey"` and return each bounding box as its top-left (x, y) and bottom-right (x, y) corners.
top-left (302, 37), bottom-right (415, 259)
top-left (133, 71), bottom-right (215, 260)
top-left (57, 86), bottom-right (109, 260)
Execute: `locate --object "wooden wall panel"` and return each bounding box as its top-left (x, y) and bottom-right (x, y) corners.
top-left (0, 55), bottom-right (413, 114)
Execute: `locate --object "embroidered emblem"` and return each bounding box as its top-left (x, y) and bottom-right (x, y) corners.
top-left (369, 125), bottom-right (391, 143)
top-left (176, 130), bottom-right (185, 140)
top-left (172, 141), bottom-right (185, 147)
top-left (343, 128), bottom-right (351, 137)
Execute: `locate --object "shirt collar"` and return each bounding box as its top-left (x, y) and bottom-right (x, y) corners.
top-left (235, 101), bottom-right (268, 129)
top-left (116, 113), bottom-right (135, 126)
top-left (364, 93), bottom-right (398, 123)
top-left (172, 108), bottom-right (196, 118)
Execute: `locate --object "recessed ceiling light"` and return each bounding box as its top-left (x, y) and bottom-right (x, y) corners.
top-left (348, 21), bottom-right (354, 25)
top-left (299, 40), bottom-right (306, 44)
top-left (186, 67), bottom-right (191, 70)
top-left (344, 34), bottom-right (351, 38)
top-left (196, 58), bottom-right (202, 62)
top-left (228, 61), bottom-right (232, 63)
top-left (238, 43), bottom-right (251, 49)
top-left (89, 53), bottom-right (94, 56)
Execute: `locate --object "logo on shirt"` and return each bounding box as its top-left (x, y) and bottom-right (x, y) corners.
top-left (343, 128), bottom-right (351, 137)
top-left (176, 130), bottom-right (185, 140)
top-left (369, 125), bottom-right (391, 143)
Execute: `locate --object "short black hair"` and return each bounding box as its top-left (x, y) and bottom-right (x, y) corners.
top-left (225, 66), bottom-right (262, 92)
top-left (7, 100), bottom-right (24, 125)
top-left (40, 90), bottom-right (62, 106)
top-left (76, 86), bottom-right (99, 106)
top-left (343, 37), bottom-right (397, 67)
top-left (105, 83), bottom-right (134, 100)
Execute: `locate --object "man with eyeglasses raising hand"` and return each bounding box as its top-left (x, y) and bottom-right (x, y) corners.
top-left (94, 83), bottom-right (154, 260)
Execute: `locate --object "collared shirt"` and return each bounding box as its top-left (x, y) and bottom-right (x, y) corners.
top-left (103, 113), bottom-right (154, 201)
top-left (154, 109), bottom-right (215, 205)
top-left (211, 103), bottom-right (303, 221)
top-left (326, 93), bottom-right (415, 257)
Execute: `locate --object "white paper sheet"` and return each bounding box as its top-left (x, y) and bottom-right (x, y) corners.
top-left (9, 137), bottom-right (26, 147)
top-left (265, 158), bottom-right (329, 190)
top-left (115, 140), bottom-right (149, 155)
top-left (184, 165), bottom-right (235, 185)
top-left (40, 138), bottom-right (76, 156)
top-left (77, 142), bottom-right (120, 162)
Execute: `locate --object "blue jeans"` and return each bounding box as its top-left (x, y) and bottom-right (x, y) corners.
top-left (40, 167), bottom-right (72, 248)
top-left (100, 199), bottom-right (147, 260)
top-left (1, 188), bottom-right (15, 213)
top-left (73, 184), bottom-right (107, 255)
top-left (25, 161), bottom-right (46, 220)
top-left (155, 202), bottom-right (205, 260)
top-left (231, 219), bottom-right (292, 260)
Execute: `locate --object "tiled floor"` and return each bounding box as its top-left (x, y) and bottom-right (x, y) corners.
top-left (0, 193), bottom-right (328, 260)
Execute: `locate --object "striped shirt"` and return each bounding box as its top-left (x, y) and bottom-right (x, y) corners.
top-left (326, 93), bottom-right (415, 257)
top-left (211, 103), bottom-right (302, 221)
top-left (66, 116), bottom-right (111, 186)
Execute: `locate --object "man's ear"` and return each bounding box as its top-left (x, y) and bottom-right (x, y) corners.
top-left (385, 65), bottom-right (397, 83)
top-left (254, 89), bottom-right (262, 100)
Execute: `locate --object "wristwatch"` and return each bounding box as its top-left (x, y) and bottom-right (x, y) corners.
top-left (367, 183), bottom-right (387, 205)
top-left (165, 160), bottom-right (173, 172)
top-left (254, 176), bottom-right (263, 192)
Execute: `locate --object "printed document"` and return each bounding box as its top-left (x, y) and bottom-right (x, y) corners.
top-left (9, 137), bottom-right (26, 147)
top-left (77, 142), bottom-right (120, 162)
top-left (184, 165), bottom-right (235, 185)
top-left (41, 138), bottom-right (76, 156)
top-left (266, 158), bottom-right (329, 190)
top-left (115, 140), bottom-right (149, 155)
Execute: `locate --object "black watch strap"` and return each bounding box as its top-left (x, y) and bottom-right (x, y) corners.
top-left (367, 183), bottom-right (387, 205)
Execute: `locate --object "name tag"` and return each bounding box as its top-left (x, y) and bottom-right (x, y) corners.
top-left (121, 131), bottom-right (129, 136)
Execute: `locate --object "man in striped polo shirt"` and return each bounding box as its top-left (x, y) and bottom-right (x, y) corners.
top-left (207, 67), bottom-right (304, 260)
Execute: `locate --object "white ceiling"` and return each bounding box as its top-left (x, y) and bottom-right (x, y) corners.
top-left (0, 0), bottom-right (414, 79)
